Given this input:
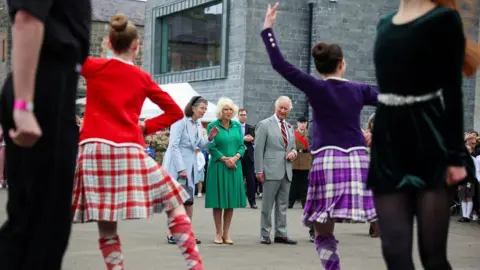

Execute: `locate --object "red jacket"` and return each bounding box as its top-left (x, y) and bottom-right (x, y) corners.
top-left (79, 57), bottom-right (183, 147)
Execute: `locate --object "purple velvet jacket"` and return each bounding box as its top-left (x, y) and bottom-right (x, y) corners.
top-left (261, 28), bottom-right (378, 151)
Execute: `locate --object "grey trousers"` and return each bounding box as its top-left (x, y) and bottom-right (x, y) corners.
top-left (260, 175), bottom-right (291, 238)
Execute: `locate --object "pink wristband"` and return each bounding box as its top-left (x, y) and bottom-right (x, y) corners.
top-left (14, 100), bottom-right (34, 112)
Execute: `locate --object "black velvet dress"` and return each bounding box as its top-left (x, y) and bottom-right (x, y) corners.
top-left (368, 6), bottom-right (476, 193)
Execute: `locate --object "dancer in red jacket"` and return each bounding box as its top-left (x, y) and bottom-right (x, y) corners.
top-left (72, 13), bottom-right (204, 270)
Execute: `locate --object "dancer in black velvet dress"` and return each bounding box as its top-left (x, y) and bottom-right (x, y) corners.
top-left (370, 1), bottom-right (480, 269)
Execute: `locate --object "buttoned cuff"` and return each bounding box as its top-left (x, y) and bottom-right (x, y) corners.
top-left (261, 28), bottom-right (277, 49)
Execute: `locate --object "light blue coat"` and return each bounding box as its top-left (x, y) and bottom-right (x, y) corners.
top-left (162, 117), bottom-right (210, 189)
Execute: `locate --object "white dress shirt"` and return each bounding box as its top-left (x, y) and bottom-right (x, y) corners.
top-left (475, 156), bottom-right (480, 183)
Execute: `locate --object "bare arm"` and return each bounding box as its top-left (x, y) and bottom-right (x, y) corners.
top-left (12, 11), bottom-right (45, 102)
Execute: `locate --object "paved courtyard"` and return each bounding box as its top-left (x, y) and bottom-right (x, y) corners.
top-left (0, 190), bottom-right (479, 269)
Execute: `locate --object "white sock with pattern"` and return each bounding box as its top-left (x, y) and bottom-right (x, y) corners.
top-left (99, 235), bottom-right (124, 270)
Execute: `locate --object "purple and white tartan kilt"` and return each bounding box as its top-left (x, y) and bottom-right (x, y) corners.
top-left (72, 142), bottom-right (189, 223)
top-left (302, 147), bottom-right (377, 225)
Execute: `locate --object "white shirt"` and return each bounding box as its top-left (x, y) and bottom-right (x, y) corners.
top-left (273, 114), bottom-right (289, 138)
top-left (475, 156), bottom-right (480, 183)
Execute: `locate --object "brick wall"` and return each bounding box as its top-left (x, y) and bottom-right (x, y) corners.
top-left (145, 0), bottom-right (480, 129)
top-left (78, 21), bottom-right (145, 95)
top-left (0, 16), bottom-right (145, 97)
top-left (242, 0), bottom-right (310, 124)
top-left (0, 3), bottom-right (10, 87)
top-left (311, 0), bottom-right (477, 128)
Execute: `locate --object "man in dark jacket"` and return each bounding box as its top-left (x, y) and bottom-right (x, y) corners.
top-left (0, 0), bottom-right (91, 269)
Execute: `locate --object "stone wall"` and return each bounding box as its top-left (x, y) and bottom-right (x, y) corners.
top-left (144, 0), bottom-right (480, 129)
top-left (0, 2), bottom-right (10, 87)
top-left (242, 0), bottom-right (311, 123)
top-left (78, 21), bottom-right (145, 94)
top-left (0, 12), bottom-right (145, 97)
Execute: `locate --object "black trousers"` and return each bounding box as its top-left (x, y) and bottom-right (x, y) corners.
top-left (289, 169), bottom-right (309, 207)
top-left (241, 159), bottom-right (256, 205)
top-left (0, 56), bottom-right (80, 270)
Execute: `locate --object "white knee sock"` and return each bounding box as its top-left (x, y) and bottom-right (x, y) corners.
top-left (466, 201), bottom-right (473, 219)
top-left (462, 202), bottom-right (468, 218)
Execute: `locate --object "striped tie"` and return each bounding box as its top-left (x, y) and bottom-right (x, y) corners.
top-left (280, 120), bottom-right (288, 148)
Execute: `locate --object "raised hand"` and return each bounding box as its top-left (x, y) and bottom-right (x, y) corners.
top-left (263, 2), bottom-right (279, 29)
top-left (208, 126), bottom-right (219, 140)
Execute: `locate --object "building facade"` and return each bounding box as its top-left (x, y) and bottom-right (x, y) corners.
top-left (0, 0), bottom-right (147, 99)
top-left (77, 0), bottom-right (147, 97)
top-left (144, 0), bottom-right (480, 128)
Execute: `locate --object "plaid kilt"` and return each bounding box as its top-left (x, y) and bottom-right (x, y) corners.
top-left (72, 142), bottom-right (189, 223)
top-left (302, 147), bottom-right (377, 225)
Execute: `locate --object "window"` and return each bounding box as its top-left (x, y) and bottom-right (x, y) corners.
top-left (159, 1), bottom-right (223, 74)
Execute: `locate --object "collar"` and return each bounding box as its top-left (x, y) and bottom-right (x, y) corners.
top-left (273, 114), bottom-right (284, 123)
top-left (324, 76), bottom-right (349, 82)
top-left (112, 56), bottom-right (134, 66)
top-left (186, 117), bottom-right (198, 123)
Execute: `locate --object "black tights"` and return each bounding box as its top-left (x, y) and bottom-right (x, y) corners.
top-left (374, 187), bottom-right (453, 270)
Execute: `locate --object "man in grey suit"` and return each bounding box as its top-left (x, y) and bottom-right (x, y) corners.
top-left (255, 96), bottom-right (297, 245)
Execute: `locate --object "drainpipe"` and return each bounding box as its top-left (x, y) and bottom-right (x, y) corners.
top-left (305, 1), bottom-right (314, 117)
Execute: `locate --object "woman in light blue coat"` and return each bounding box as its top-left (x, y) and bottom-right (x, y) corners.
top-left (162, 96), bottom-right (218, 244)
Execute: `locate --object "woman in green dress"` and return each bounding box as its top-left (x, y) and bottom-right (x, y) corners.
top-left (205, 97), bottom-right (247, 245)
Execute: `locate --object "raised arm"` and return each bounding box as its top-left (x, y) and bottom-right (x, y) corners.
top-left (261, 3), bottom-right (320, 97)
top-left (254, 121), bottom-right (268, 174)
top-left (261, 28), bottom-right (320, 97)
top-left (440, 10), bottom-right (467, 167)
top-left (198, 134), bottom-right (210, 149)
top-left (144, 77), bottom-right (184, 134)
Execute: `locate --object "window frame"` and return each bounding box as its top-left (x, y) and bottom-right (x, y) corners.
top-left (151, 0), bottom-right (229, 84)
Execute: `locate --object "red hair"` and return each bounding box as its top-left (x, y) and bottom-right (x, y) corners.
top-left (434, 0), bottom-right (480, 77)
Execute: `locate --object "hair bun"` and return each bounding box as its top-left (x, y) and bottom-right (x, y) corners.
top-left (110, 13), bottom-right (128, 32)
top-left (311, 42), bottom-right (332, 62)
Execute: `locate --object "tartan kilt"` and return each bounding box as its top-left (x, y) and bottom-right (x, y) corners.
top-left (72, 142), bottom-right (189, 223)
top-left (302, 147), bottom-right (377, 225)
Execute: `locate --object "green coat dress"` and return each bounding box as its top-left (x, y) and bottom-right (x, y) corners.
top-left (205, 120), bottom-right (247, 209)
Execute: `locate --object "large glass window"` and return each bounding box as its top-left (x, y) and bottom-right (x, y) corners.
top-left (160, 1), bottom-right (223, 74)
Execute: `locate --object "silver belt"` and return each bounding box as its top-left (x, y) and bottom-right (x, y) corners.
top-left (377, 90), bottom-right (442, 106)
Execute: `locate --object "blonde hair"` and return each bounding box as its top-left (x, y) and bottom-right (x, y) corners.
top-left (109, 13), bottom-right (138, 54)
top-left (216, 97), bottom-right (239, 119)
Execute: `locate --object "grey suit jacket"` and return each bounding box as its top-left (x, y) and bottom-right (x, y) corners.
top-left (162, 117), bottom-right (209, 189)
top-left (254, 115), bottom-right (296, 181)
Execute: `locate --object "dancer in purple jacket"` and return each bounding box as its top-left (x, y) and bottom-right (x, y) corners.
top-left (261, 3), bottom-right (378, 269)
